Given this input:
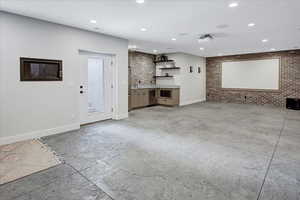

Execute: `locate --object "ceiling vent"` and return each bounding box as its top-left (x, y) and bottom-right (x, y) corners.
top-left (198, 34), bottom-right (214, 42)
top-left (197, 33), bottom-right (228, 43)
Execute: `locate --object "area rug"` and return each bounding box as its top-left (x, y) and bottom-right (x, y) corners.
top-left (0, 139), bottom-right (61, 185)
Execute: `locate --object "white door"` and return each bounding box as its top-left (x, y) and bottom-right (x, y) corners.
top-left (80, 54), bottom-right (113, 125)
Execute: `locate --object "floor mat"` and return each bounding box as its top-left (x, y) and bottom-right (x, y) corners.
top-left (0, 139), bottom-right (61, 185)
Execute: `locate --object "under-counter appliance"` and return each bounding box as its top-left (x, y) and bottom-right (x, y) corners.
top-left (286, 98), bottom-right (300, 110)
top-left (160, 89), bottom-right (172, 98)
top-left (156, 88), bottom-right (180, 106)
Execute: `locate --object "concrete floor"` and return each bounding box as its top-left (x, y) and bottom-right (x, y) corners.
top-left (1, 102), bottom-right (299, 200)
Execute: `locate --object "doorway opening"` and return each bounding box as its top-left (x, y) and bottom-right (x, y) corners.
top-left (79, 51), bottom-right (114, 125)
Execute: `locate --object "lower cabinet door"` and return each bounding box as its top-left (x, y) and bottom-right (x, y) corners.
top-left (131, 93), bottom-right (139, 109)
top-left (130, 94), bottom-right (135, 109)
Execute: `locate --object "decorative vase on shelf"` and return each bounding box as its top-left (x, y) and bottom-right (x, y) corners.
top-left (161, 55), bottom-right (168, 61)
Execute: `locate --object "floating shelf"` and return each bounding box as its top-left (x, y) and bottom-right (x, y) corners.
top-left (159, 67), bottom-right (180, 70)
top-left (154, 75), bottom-right (174, 78)
top-left (154, 60), bottom-right (174, 64)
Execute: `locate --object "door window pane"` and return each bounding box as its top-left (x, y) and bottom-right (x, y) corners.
top-left (88, 58), bottom-right (104, 113)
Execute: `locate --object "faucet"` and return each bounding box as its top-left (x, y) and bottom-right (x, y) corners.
top-left (133, 80), bottom-right (141, 88)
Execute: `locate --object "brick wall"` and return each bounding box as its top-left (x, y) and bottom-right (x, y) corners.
top-left (206, 50), bottom-right (300, 107)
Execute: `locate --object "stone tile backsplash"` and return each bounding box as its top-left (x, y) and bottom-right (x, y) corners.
top-left (129, 51), bottom-right (156, 87)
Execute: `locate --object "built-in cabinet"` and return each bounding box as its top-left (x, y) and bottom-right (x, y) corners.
top-left (130, 88), bottom-right (180, 109)
top-left (131, 89), bottom-right (149, 109)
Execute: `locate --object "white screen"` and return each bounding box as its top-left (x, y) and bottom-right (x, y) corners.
top-left (222, 59), bottom-right (280, 90)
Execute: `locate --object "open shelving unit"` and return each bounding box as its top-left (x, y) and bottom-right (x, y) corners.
top-left (159, 67), bottom-right (181, 70)
top-left (154, 58), bottom-right (180, 80)
top-left (154, 75), bottom-right (174, 78)
top-left (154, 60), bottom-right (174, 64)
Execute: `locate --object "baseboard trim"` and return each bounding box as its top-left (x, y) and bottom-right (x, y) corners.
top-left (0, 123), bottom-right (80, 146)
top-left (180, 99), bottom-right (206, 106)
top-left (114, 113), bottom-right (129, 120)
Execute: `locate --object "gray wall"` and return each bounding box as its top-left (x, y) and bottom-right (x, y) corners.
top-left (164, 53), bottom-right (206, 105)
top-left (0, 12), bottom-right (128, 144)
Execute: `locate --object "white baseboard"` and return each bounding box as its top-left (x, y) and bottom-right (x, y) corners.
top-left (180, 99), bottom-right (206, 106)
top-left (114, 112), bottom-right (128, 120)
top-left (0, 123), bottom-right (80, 146)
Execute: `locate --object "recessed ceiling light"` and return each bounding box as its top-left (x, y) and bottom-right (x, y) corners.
top-left (270, 48), bottom-right (276, 51)
top-left (229, 2), bottom-right (239, 8)
top-left (171, 38), bottom-right (177, 41)
top-left (179, 33), bottom-right (189, 36)
top-left (262, 39), bottom-right (269, 43)
top-left (153, 50), bottom-right (158, 53)
top-left (136, 0), bottom-right (144, 4)
top-left (140, 28), bottom-right (147, 31)
top-left (216, 24), bottom-right (229, 29)
top-left (128, 45), bottom-right (137, 49)
top-left (200, 47), bottom-right (205, 51)
top-left (248, 23), bottom-right (255, 27)
top-left (90, 20), bottom-right (97, 24)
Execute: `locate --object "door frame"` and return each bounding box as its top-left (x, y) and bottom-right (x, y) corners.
top-left (78, 49), bottom-right (117, 125)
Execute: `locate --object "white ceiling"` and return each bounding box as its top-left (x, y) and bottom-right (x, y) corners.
top-left (1, 0), bottom-right (300, 57)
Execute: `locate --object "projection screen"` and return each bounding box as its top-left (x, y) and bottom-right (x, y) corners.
top-left (221, 58), bottom-right (280, 90)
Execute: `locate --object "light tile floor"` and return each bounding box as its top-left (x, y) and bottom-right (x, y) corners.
top-left (0, 140), bottom-right (60, 185)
